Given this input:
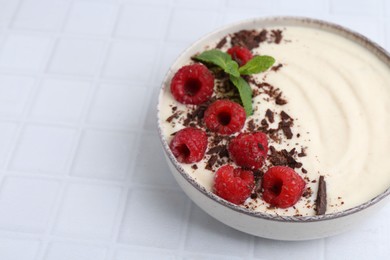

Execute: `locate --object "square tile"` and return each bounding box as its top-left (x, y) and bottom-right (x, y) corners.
top-left (64, 1), bottom-right (117, 35)
top-left (122, 0), bottom-right (172, 5)
top-left (12, 0), bottom-right (70, 31)
top-left (154, 41), bottom-right (189, 84)
top-left (0, 75), bottom-right (35, 117)
top-left (223, 10), bottom-right (275, 24)
top-left (0, 177), bottom-right (60, 232)
top-left (102, 40), bottom-right (159, 80)
top-left (0, 0), bottom-right (20, 29)
top-left (279, 0), bottom-right (326, 12)
top-left (10, 125), bottom-right (76, 174)
top-left (115, 5), bottom-right (170, 39)
top-left (48, 38), bottom-right (106, 76)
top-left (72, 130), bottom-right (136, 180)
top-left (118, 189), bottom-right (188, 249)
top-left (53, 183), bottom-right (122, 239)
top-left (30, 78), bottom-right (91, 122)
top-left (115, 248), bottom-right (176, 260)
top-left (88, 82), bottom-right (149, 127)
top-left (227, 0), bottom-right (276, 9)
top-left (45, 242), bottom-right (107, 260)
top-left (0, 34), bottom-right (53, 71)
top-left (167, 8), bottom-right (220, 42)
top-left (132, 133), bottom-right (176, 187)
top-left (175, 0), bottom-right (224, 9)
top-left (330, 0), bottom-right (381, 15)
top-left (184, 255), bottom-right (240, 260)
top-left (185, 205), bottom-right (250, 256)
top-left (0, 237), bottom-right (40, 260)
top-left (0, 122), bottom-right (18, 167)
top-left (253, 238), bottom-right (323, 260)
top-left (325, 206), bottom-right (390, 259)
top-left (143, 86), bottom-right (159, 130)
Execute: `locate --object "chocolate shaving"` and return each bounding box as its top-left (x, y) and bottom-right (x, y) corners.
top-left (205, 155), bottom-right (218, 170)
top-left (216, 36), bottom-right (227, 49)
top-left (251, 170), bottom-right (264, 199)
top-left (280, 111), bottom-right (292, 121)
top-left (265, 109), bottom-right (275, 123)
top-left (247, 78), bottom-right (288, 106)
top-left (230, 29), bottom-right (268, 50)
top-left (298, 148), bottom-right (306, 157)
top-left (279, 121), bottom-right (293, 139)
top-left (166, 111), bottom-right (181, 123)
top-left (247, 119), bottom-right (256, 132)
top-left (315, 176), bottom-right (327, 215)
top-left (269, 146), bottom-right (302, 169)
top-left (191, 164), bottom-right (198, 170)
top-left (302, 187), bottom-right (313, 198)
top-left (271, 63), bottom-right (283, 72)
top-left (271, 29), bottom-right (283, 44)
top-left (275, 93), bottom-right (288, 105)
top-left (183, 102), bottom-right (210, 127)
top-left (207, 145), bottom-right (228, 158)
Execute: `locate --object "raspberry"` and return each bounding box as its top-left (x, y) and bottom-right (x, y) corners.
top-left (204, 99), bottom-right (246, 135)
top-left (169, 127), bottom-right (207, 163)
top-left (228, 132), bottom-right (268, 169)
top-left (262, 166), bottom-right (306, 208)
top-left (227, 46), bottom-right (253, 66)
top-left (170, 63), bottom-right (214, 105)
top-left (213, 165), bottom-right (254, 205)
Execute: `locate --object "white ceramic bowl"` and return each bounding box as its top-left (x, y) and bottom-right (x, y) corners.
top-left (157, 17), bottom-right (390, 240)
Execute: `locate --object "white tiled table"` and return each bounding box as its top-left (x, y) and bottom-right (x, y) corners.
top-left (0, 0), bottom-right (389, 259)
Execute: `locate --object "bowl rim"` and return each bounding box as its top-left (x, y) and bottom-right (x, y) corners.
top-left (156, 16), bottom-right (390, 223)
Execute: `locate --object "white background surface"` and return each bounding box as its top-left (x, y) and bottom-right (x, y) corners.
top-left (0, 0), bottom-right (389, 259)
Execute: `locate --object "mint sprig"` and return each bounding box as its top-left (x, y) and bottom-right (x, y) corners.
top-left (229, 75), bottom-right (253, 116)
top-left (194, 49), bottom-right (275, 117)
top-left (194, 50), bottom-right (240, 77)
top-left (238, 55), bottom-right (275, 75)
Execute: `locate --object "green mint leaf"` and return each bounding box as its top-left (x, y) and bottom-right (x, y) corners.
top-left (229, 75), bottom-right (253, 116)
top-left (195, 49), bottom-right (240, 77)
top-left (238, 55), bottom-right (276, 75)
top-left (225, 61), bottom-right (240, 77)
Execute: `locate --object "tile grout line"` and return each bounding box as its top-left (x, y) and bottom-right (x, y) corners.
top-left (174, 1), bottom-right (231, 257)
top-left (0, 0), bottom-right (25, 189)
top-left (104, 0), bottom-right (169, 257)
top-left (247, 235), bottom-right (256, 260)
top-left (176, 200), bottom-right (193, 258)
top-left (25, 0), bottom-right (90, 258)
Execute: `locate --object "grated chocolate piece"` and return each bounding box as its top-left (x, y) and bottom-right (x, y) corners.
top-left (269, 146), bottom-right (303, 169)
top-left (280, 111), bottom-right (292, 121)
top-left (247, 119), bottom-right (256, 132)
top-left (302, 187), bottom-right (313, 198)
top-left (166, 111), bottom-right (181, 123)
top-left (216, 36), bottom-right (227, 49)
top-left (315, 176), bottom-right (327, 215)
top-left (275, 93), bottom-right (288, 105)
top-left (271, 63), bottom-right (283, 72)
top-left (271, 29), bottom-right (283, 44)
top-left (265, 109), bottom-right (275, 123)
top-left (279, 121), bottom-right (293, 139)
top-left (207, 145), bottom-right (228, 158)
top-left (205, 155), bottom-right (218, 170)
top-left (298, 148), bottom-right (307, 157)
top-left (230, 29), bottom-right (268, 50)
